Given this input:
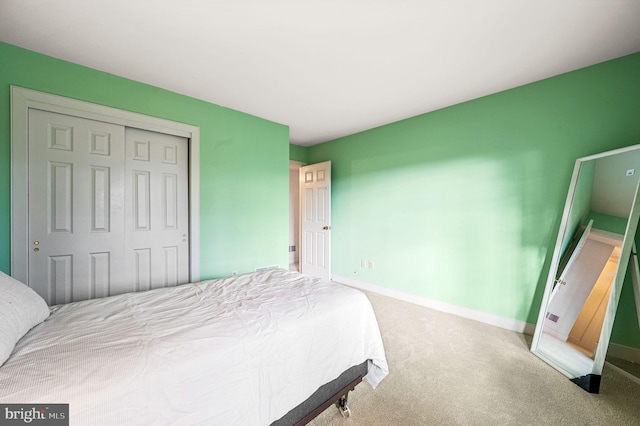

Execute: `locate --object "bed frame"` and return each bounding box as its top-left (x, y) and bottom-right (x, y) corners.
top-left (271, 361), bottom-right (369, 425)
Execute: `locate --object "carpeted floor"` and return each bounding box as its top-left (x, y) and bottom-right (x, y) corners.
top-left (309, 290), bottom-right (640, 426)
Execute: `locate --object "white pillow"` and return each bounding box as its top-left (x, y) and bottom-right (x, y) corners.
top-left (0, 272), bottom-right (50, 367)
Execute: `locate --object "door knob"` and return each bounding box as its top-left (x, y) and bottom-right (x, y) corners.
top-left (322, 226), bottom-right (331, 230)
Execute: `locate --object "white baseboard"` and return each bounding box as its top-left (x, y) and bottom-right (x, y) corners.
top-left (332, 275), bottom-right (536, 335)
top-left (604, 344), bottom-right (640, 385)
top-left (607, 342), bottom-right (640, 364)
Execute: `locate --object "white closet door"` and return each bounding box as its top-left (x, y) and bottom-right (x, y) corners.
top-left (27, 110), bottom-right (190, 305)
top-left (124, 128), bottom-right (190, 291)
top-left (28, 109), bottom-right (126, 304)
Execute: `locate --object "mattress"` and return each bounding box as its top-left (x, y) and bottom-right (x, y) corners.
top-left (0, 269), bottom-right (388, 425)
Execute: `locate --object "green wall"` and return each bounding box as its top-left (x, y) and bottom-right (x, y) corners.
top-left (588, 211), bottom-right (628, 235)
top-left (612, 272), bottom-right (640, 349)
top-left (0, 42), bottom-right (290, 278)
top-left (308, 53), bottom-right (640, 338)
top-left (290, 143), bottom-right (309, 164)
top-left (5, 42), bottom-right (640, 348)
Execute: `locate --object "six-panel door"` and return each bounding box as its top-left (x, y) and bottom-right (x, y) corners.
top-left (28, 109), bottom-right (189, 304)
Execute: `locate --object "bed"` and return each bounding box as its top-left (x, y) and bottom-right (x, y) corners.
top-left (0, 268), bottom-right (388, 425)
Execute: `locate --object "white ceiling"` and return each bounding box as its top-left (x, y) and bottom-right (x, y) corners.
top-left (1, 1), bottom-right (639, 146)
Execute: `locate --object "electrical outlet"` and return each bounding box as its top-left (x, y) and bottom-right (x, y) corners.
top-left (368, 261), bottom-right (374, 269)
top-left (627, 169), bottom-right (635, 176)
top-left (361, 259), bottom-right (366, 268)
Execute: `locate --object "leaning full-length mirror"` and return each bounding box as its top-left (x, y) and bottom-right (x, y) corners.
top-left (531, 144), bottom-right (640, 393)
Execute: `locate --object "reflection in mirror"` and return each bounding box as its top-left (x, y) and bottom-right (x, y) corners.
top-left (531, 145), bottom-right (640, 393)
top-left (605, 247), bottom-right (640, 384)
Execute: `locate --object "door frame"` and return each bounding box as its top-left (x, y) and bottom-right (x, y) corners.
top-left (10, 86), bottom-right (200, 285)
top-left (289, 160), bottom-right (305, 268)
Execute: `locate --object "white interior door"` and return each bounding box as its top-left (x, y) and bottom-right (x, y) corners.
top-left (124, 128), bottom-right (189, 291)
top-left (28, 109), bottom-right (127, 304)
top-left (300, 161), bottom-right (331, 280)
top-left (27, 109), bottom-right (189, 305)
top-left (544, 227), bottom-right (616, 341)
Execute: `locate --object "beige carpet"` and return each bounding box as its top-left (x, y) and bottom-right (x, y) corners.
top-left (309, 291), bottom-right (640, 426)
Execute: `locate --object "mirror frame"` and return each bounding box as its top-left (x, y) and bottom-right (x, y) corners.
top-left (531, 144), bottom-right (640, 393)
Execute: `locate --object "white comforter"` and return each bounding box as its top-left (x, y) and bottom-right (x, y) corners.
top-left (0, 269), bottom-right (388, 425)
